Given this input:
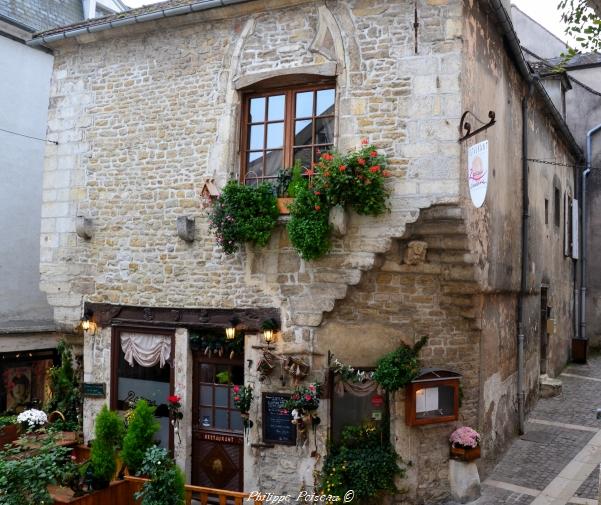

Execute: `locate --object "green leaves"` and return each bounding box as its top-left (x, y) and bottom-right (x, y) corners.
top-left (121, 399), bottom-right (160, 475)
top-left (319, 425), bottom-right (403, 503)
top-left (373, 336), bottom-right (428, 392)
top-left (134, 446), bottom-right (185, 505)
top-left (209, 181), bottom-right (279, 255)
top-left (287, 186), bottom-right (331, 261)
top-left (90, 405), bottom-right (125, 484)
top-left (557, 0), bottom-right (601, 57)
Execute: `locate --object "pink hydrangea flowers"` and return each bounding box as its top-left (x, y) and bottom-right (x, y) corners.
top-left (449, 426), bottom-right (481, 448)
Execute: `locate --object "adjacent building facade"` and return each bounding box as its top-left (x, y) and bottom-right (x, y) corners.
top-left (31, 0), bottom-right (582, 502)
top-left (0, 0), bottom-right (126, 413)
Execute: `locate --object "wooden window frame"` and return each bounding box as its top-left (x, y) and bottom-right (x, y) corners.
top-left (110, 326), bottom-right (175, 451)
top-left (405, 378), bottom-right (460, 427)
top-left (239, 79), bottom-right (336, 185)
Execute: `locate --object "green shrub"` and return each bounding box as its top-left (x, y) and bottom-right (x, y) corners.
top-left (208, 181), bottom-right (279, 254)
top-left (320, 424), bottom-right (403, 503)
top-left (373, 336), bottom-right (428, 391)
top-left (287, 186), bottom-right (331, 261)
top-left (286, 160), bottom-right (307, 198)
top-left (90, 405), bottom-right (125, 485)
top-left (45, 340), bottom-right (81, 428)
top-left (121, 400), bottom-right (160, 475)
top-left (134, 446), bottom-right (185, 505)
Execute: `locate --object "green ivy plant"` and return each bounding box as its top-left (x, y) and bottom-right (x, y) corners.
top-left (121, 399), bottom-right (160, 475)
top-left (45, 340), bottom-right (81, 430)
top-left (319, 424), bottom-right (403, 503)
top-left (90, 405), bottom-right (125, 488)
top-left (209, 181), bottom-right (279, 254)
top-left (134, 446), bottom-right (185, 505)
top-left (373, 336), bottom-right (428, 392)
top-left (287, 185), bottom-right (331, 261)
top-left (558, 0), bottom-right (601, 59)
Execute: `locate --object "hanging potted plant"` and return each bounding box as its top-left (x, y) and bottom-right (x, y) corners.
top-left (275, 160), bottom-right (306, 214)
top-left (449, 426), bottom-right (481, 462)
top-left (232, 384), bottom-right (254, 439)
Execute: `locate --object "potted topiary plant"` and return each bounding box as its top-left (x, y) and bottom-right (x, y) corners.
top-left (449, 426), bottom-right (481, 461)
top-left (121, 400), bottom-right (160, 476)
top-left (89, 405), bottom-right (125, 489)
top-left (276, 160), bottom-right (306, 214)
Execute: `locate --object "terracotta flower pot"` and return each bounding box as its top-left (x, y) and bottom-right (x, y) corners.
top-left (450, 444), bottom-right (481, 462)
top-left (277, 197), bottom-right (294, 214)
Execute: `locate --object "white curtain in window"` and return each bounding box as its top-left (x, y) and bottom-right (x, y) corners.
top-left (121, 332), bottom-right (171, 368)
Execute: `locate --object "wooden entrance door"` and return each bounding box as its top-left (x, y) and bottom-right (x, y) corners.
top-left (192, 354), bottom-right (245, 491)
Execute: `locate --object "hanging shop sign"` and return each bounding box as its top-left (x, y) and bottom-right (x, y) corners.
top-left (467, 140), bottom-right (489, 208)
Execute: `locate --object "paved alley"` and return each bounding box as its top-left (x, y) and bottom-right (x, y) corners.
top-left (446, 354), bottom-right (601, 505)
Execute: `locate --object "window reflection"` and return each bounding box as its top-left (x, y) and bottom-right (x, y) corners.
top-left (268, 95), bottom-right (285, 121)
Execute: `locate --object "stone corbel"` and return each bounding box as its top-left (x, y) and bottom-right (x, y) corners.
top-left (176, 216), bottom-right (195, 242)
top-left (76, 216), bottom-right (93, 240)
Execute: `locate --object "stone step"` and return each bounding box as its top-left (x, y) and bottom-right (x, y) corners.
top-left (411, 221), bottom-right (468, 237)
top-left (539, 374), bottom-right (562, 398)
top-left (427, 250), bottom-right (478, 265)
top-left (419, 205), bottom-right (465, 222)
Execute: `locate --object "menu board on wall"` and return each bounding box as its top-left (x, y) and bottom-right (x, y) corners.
top-left (262, 393), bottom-right (296, 445)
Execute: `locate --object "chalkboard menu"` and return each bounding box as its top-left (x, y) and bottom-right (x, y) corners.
top-left (262, 393), bottom-right (296, 445)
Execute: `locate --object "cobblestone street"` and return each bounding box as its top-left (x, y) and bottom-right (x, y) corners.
top-left (445, 354), bottom-right (601, 505)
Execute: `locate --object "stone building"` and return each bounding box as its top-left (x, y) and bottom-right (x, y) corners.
top-left (30, 0), bottom-right (581, 502)
top-left (0, 0), bottom-right (126, 413)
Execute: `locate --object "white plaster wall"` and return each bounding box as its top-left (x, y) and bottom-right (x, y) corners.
top-left (0, 36), bottom-right (55, 330)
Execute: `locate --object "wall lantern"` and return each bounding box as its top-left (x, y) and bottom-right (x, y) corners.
top-left (405, 368), bottom-right (461, 426)
top-left (225, 317), bottom-right (240, 340)
top-left (81, 309), bottom-right (96, 334)
top-left (261, 318), bottom-right (278, 347)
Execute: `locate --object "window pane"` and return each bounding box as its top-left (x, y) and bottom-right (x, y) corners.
top-left (268, 95), bottom-right (285, 121)
top-left (331, 392), bottom-right (376, 443)
top-left (200, 364), bottom-right (213, 383)
top-left (294, 120), bottom-right (313, 146)
top-left (294, 148), bottom-right (313, 168)
top-left (415, 385), bottom-right (454, 419)
top-left (249, 124), bottom-right (264, 150)
top-left (266, 122), bottom-right (284, 149)
top-left (315, 117), bottom-right (334, 145)
top-left (249, 97), bottom-right (265, 123)
top-left (215, 386), bottom-right (229, 407)
top-left (200, 407), bottom-right (212, 427)
top-left (316, 89), bottom-right (335, 116)
top-left (231, 366), bottom-right (243, 385)
top-left (215, 409), bottom-right (228, 429)
top-left (295, 91), bottom-right (313, 118)
top-left (200, 385), bottom-right (212, 405)
top-left (265, 150), bottom-right (283, 178)
top-left (231, 410), bottom-right (243, 432)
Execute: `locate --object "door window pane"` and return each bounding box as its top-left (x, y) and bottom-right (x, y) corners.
top-left (295, 91), bottom-right (313, 118)
top-left (200, 407), bottom-right (212, 427)
top-left (268, 95), bottom-right (285, 121)
top-left (200, 385), bottom-right (212, 405)
top-left (293, 147), bottom-right (313, 168)
top-left (215, 386), bottom-right (229, 407)
top-left (294, 120), bottom-right (313, 146)
top-left (316, 89), bottom-right (335, 116)
top-left (231, 410), bottom-right (243, 431)
top-left (215, 409), bottom-right (228, 429)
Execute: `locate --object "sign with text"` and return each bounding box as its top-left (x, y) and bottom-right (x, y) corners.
top-left (83, 382), bottom-right (106, 398)
top-left (262, 393), bottom-right (296, 445)
top-left (468, 140), bottom-right (489, 208)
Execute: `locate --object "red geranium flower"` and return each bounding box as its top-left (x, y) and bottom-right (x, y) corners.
top-left (339, 165), bottom-right (347, 171)
top-left (314, 191), bottom-right (321, 195)
top-left (315, 205), bottom-right (321, 211)
top-left (168, 395), bottom-right (181, 404)
top-left (361, 138), bottom-right (369, 145)
top-left (370, 165), bottom-right (380, 173)
top-left (304, 168), bottom-right (315, 177)
top-left (370, 150), bottom-right (378, 157)
top-left (304, 394), bottom-right (313, 401)
top-left (358, 158), bottom-right (366, 166)
top-left (321, 153), bottom-right (333, 161)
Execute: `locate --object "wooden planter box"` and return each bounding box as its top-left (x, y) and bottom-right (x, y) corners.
top-left (50, 480), bottom-right (137, 505)
top-left (0, 424), bottom-right (19, 447)
top-left (450, 445), bottom-right (481, 462)
top-left (277, 197), bottom-right (294, 214)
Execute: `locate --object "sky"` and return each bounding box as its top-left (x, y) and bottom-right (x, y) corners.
top-left (122, 0), bottom-right (575, 47)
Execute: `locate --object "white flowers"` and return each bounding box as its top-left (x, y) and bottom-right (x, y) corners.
top-left (17, 408), bottom-right (47, 429)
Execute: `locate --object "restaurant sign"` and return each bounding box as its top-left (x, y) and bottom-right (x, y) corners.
top-left (468, 140), bottom-right (489, 208)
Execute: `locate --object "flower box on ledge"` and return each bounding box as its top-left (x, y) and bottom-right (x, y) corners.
top-left (450, 444), bottom-right (481, 462)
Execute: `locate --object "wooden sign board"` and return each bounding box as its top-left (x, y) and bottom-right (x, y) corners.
top-left (83, 383), bottom-right (106, 398)
top-left (262, 393), bottom-right (296, 445)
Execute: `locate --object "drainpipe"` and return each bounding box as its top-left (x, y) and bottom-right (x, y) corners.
top-left (517, 83), bottom-right (534, 436)
top-left (579, 123), bottom-right (601, 341)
